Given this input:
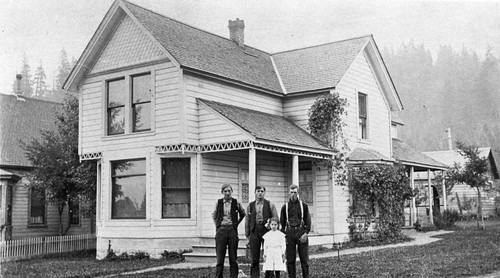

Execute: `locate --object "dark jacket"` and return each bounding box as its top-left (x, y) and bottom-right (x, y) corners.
top-left (215, 198), bottom-right (245, 230)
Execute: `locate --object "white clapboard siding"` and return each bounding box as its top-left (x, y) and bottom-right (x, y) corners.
top-left (80, 62), bottom-right (181, 154)
top-left (336, 50), bottom-right (391, 157)
top-left (184, 74), bottom-right (283, 144)
top-left (198, 106), bottom-right (251, 145)
top-left (315, 166), bottom-right (332, 234)
top-left (283, 93), bottom-right (324, 131)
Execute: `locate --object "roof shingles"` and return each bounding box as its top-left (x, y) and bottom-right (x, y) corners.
top-left (0, 94), bottom-right (59, 167)
top-left (199, 99), bottom-right (331, 152)
top-left (123, 1), bottom-right (283, 93)
top-left (272, 36), bottom-right (370, 94)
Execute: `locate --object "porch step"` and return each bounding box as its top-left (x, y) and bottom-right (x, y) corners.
top-left (183, 245), bottom-right (248, 263)
top-left (183, 238), bottom-right (248, 263)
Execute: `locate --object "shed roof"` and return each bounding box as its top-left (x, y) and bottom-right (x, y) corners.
top-left (272, 36), bottom-right (370, 94)
top-left (199, 99), bottom-right (332, 153)
top-left (0, 94), bottom-right (60, 167)
top-left (348, 147), bottom-right (392, 163)
top-left (392, 139), bottom-right (448, 171)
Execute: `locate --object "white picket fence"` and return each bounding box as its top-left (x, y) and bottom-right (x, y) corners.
top-left (0, 234), bottom-right (96, 261)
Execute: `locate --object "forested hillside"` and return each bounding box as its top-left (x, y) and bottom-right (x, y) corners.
top-left (382, 43), bottom-right (500, 154)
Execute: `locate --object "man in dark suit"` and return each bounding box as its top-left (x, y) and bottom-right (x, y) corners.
top-left (245, 185), bottom-right (279, 278)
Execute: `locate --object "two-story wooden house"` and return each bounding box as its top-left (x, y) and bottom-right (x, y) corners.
top-left (64, 0), bottom-right (422, 258)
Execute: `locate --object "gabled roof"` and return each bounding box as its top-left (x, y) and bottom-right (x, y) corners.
top-left (272, 36), bottom-right (370, 94)
top-left (392, 139), bottom-right (447, 171)
top-left (0, 94), bottom-right (60, 167)
top-left (64, 0), bottom-right (403, 111)
top-left (348, 147), bottom-right (393, 163)
top-left (199, 99), bottom-right (333, 154)
top-left (424, 148), bottom-right (499, 179)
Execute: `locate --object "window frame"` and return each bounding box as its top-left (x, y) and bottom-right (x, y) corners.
top-left (28, 187), bottom-right (47, 226)
top-left (161, 157), bottom-right (192, 219)
top-left (110, 158), bottom-right (148, 220)
top-left (104, 70), bottom-right (153, 136)
top-left (69, 198), bottom-right (80, 225)
top-left (358, 92), bottom-right (368, 140)
top-left (299, 161), bottom-right (314, 205)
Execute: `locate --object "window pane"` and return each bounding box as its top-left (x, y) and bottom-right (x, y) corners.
top-left (108, 78), bottom-right (127, 107)
top-left (112, 176), bottom-right (146, 219)
top-left (30, 188), bottom-right (45, 224)
top-left (70, 199), bottom-right (80, 225)
top-left (358, 94), bottom-right (367, 117)
top-left (162, 158), bottom-right (191, 218)
top-left (108, 107), bottom-right (125, 135)
top-left (112, 159), bottom-right (146, 176)
top-left (111, 159), bottom-right (146, 219)
top-left (132, 74), bottom-right (151, 103)
top-left (133, 103), bottom-right (151, 132)
top-left (162, 158), bottom-right (190, 188)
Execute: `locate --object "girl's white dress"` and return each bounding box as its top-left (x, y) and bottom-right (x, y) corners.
top-left (262, 230), bottom-right (286, 271)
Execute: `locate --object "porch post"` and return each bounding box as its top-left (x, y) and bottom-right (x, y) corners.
top-left (428, 169), bottom-right (434, 225)
top-left (292, 155), bottom-right (299, 185)
top-left (410, 166), bottom-right (416, 224)
top-left (442, 172), bottom-right (447, 210)
top-left (249, 147), bottom-right (256, 197)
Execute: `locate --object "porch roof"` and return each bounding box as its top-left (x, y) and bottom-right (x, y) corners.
top-left (199, 99), bottom-right (334, 155)
top-left (392, 139), bottom-right (448, 171)
top-left (347, 147), bottom-right (393, 163)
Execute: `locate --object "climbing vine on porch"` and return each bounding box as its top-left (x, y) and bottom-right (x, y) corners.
top-left (349, 164), bottom-right (414, 240)
top-left (308, 93), bottom-right (349, 186)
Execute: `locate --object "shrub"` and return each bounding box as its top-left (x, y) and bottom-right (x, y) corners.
top-left (435, 209), bottom-right (461, 229)
top-left (161, 250), bottom-right (189, 260)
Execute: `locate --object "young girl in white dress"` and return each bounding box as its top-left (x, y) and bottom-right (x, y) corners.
top-left (262, 217), bottom-right (286, 278)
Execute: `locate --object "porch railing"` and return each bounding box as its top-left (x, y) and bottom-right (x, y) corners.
top-left (0, 234), bottom-right (96, 261)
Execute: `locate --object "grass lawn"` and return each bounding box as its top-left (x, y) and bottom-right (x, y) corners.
top-left (2, 220), bottom-right (500, 277)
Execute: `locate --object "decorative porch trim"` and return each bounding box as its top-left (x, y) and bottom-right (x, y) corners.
top-left (253, 143), bottom-right (332, 159)
top-left (155, 141), bottom-right (333, 159)
top-left (80, 152), bottom-right (102, 161)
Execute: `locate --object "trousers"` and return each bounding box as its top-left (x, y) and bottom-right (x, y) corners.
top-left (216, 225), bottom-right (239, 278)
top-left (249, 224), bottom-right (268, 278)
top-left (285, 227), bottom-right (309, 278)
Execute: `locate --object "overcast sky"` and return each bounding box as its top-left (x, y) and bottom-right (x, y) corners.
top-left (1, 0), bottom-right (499, 94)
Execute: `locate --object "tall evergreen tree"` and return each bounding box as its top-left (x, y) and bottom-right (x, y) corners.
top-left (15, 53), bottom-right (34, 97)
top-left (33, 61), bottom-right (49, 98)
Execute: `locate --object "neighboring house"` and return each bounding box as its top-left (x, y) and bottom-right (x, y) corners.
top-left (63, 0), bottom-right (442, 258)
top-left (423, 148), bottom-right (500, 218)
top-left (0, 86), bottom-right (93, 241)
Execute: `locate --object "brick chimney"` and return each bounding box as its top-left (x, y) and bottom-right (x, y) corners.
top-left (15, 74), bottom-right (23, 96)
top-left (228, 18), bottom-right (245, 47)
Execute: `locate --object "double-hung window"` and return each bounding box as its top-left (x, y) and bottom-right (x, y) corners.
top-left (69, 199), bottom-right (80, 225)
top-left (111, 159), bottom-right (147, 219)
top-left (162, 158), bottom-right (191, 218)
top-left (29, 187), bottom-right (46, 225)
top-left (299, 161), bottom-right (313, 205)
top-left (106, 73), bottom-right (151, 135)
top-left (358, 93), bottom-right (368, 140)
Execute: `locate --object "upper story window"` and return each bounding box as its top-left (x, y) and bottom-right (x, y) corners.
top-left (29, 187), bottom-right (46, 225)
top-left (111, 159), bottom-right (147, 219)
top-left (358, 93), bottom-right (368, 140)
top-left (106, 73), bottom-right (151, 135)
